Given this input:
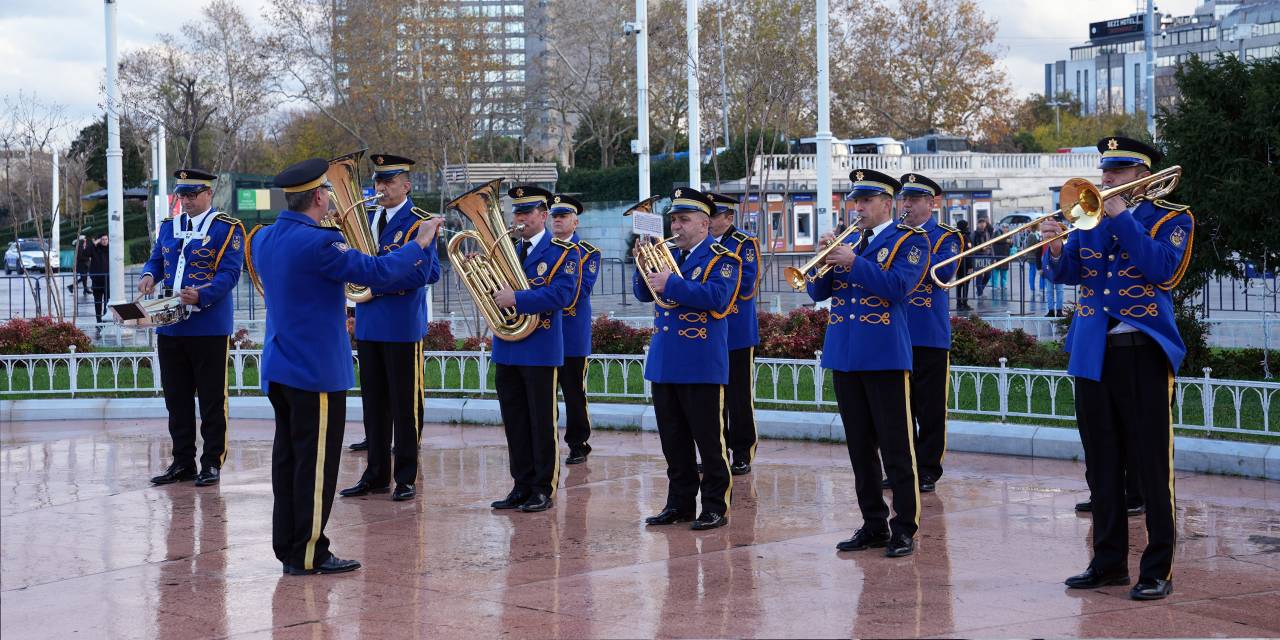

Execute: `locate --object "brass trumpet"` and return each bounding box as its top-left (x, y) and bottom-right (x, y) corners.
top-left (783, 217), bottom-right (862, 291)
top-left (929, 166), bottom-right (1181, 289)
top-left (623, 195), bottom-right (681, 309)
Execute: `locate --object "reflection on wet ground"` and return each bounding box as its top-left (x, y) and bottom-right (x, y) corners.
top-left (2, 419), bottom-right (1277, 639)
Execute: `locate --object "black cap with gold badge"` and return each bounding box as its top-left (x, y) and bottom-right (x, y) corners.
top-left (172, 168), bottom-right (216, 194)
top-left (707, 192), bottom-right (739, 216)
top-left (898, 173), bottom-right (943, 198)
top-left (370, 153), bottom-right (415, 180)
top-left (1097, 136), bottom-right (1162, 170)
top-left (549, 194), bottom-right (583, 216)
top-left (668, 187), bottom-right (715, 216)
top-left (273, 158), bottom-right (329, 193)
top-left (508, 185), bottom-right (553, 212)
top-left (846, 169), bottom-right (901, 200)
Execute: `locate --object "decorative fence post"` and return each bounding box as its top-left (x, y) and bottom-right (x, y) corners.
top-left (1202, 367), bottom-right (1214, 429)
top-left (233, 341), bottom-right (245, 393)
top-left (813, 350), bottom-right (824, 408)
top-left (642, 345), bottom-right (652, 400)
top-left (998, 357), bottom-right (1009, 422)
top-left (68, 345), bottom-right (77, 399)
top-left (478, 343), bottom-right (488, 394)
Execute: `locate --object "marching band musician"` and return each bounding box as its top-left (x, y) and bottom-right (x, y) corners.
top-left (807, 169), bottom-right (929, 558)
top-left (707, 192), bottom-right (761, 476)
top-left (140, 169), bottom-right (245, 487)
top-left (636, 188), bottom-right (743, 531)
top-left (1042, 137), bottom-right (1192, 600)
top-left (549, 194), bottom-right (602, 465)
top-left (251, 158), bottom-right (443, 575)
top-left (898, 173), bottom-right (962, 493)
top-left (487, 185), bottom-right (578, 513)
top-left (339, 154), bottom-right (441, 503)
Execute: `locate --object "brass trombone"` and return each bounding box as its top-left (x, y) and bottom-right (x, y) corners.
top-left (623, 195), bottom-right (683, 309)
top-left (929, 166), bottom-right (1182, 289)
top-left (783, 216), bottom-right (862, 291)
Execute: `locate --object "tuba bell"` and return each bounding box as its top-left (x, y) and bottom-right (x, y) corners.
top-left (624, 195), bottom-right (682, 309)
top-left (444, 178), bottom-right (539, 342)
top-left (322, 149), bottom-right (382, 303)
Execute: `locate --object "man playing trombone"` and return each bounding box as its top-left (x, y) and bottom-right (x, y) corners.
top-left (340, 154), bottom-right (441, 502)
top-left (806, 169), bottom-right (929, 558)
top-left (1041, 136), bottom-right (1192, 601)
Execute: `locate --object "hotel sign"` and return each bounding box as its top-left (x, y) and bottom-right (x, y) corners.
top-left (1089, 15), bottom-right (1144, 40)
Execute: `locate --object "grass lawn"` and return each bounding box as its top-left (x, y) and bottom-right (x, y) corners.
top-left (3, 358), bottom-right (1276, 444)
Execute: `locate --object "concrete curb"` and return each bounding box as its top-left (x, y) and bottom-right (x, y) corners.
top-left (3, 397), bottom-right (1276, 481)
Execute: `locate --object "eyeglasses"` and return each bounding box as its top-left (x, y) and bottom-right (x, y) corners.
top-left (177, 190), bottom-right (208, 200)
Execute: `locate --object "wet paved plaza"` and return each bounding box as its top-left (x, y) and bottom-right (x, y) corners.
top-left (2, 418), bottom-right (1278, 639)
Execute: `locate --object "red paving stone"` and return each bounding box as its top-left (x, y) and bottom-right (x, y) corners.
top-left (2, 418), bottom-right (1278, 639)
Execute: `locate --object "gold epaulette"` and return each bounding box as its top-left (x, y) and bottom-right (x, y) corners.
top-left (938, 222), bottom-right (959, 233)
top-left (215, 213), bottom-right (242, 226)
top-left (711, 242), bottom-right (733, 256)
top-left (551, 237), bottom-right (575, 250)
top-left (731, 230), bottom-right (750, 243)
top-left (1152, 199), bottom-right (1190, 212)
top-left (411, 207), bottom-right (434, 220)
top-left (897, 223), bottom-right (925, 234)
top-left (577, 240), bottom-right (599, 254)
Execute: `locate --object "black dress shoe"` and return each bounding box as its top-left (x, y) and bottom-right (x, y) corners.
top-left (1127, 503), bottom-right (1146, 517)
top-left (1130, 578), bottom-right (1172, 600)
top-left (282, 563), bottom-right (293, 574)
top-left (193, 467), bottom-right (220, 487)
top-left (1075, 499), bottom-right (1093, 512)
top-left (836, 527), bottom-right (891, 551)
top-left (919, 476), bottom-right (936, 493)
top-left (1065, 566), bottom-right (1130, 589)
top-left (519, 493), bottom-right (553, 512)
top-left (565, 447), bottom-right (590, 465)
top-left (349, 440), bottom-right (368, 452)
top-left (645, 507), bottom-right (695, 525)
top-left (730, 460), bottom-right (751, 476)
top-left (391, 484), bottom-right (416, 501)
top-left (885, 533), bottom-right (915, 558)
top-left (690, 512), bottom-right (727, 530)
top-left (287, 556), bottom-right (361, 576)
top-left (151, 463), bottom-right (197, 485)
top-left (490, 490), bottom-right (530, 510)
top-left (338, 480), bottom-right (390, 498)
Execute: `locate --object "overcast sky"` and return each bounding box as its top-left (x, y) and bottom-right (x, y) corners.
top-left (1, 0), bottom-right (1201, 143)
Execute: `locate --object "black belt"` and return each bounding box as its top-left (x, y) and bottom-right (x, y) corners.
top-left (1106, 331), bottom-right (1152, 348)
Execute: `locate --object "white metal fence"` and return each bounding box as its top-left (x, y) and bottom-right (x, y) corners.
top-left (3, 347), bottom-right (1276, 439)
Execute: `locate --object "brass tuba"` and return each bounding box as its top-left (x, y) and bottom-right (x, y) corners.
top-left (323, 149), bottom-right (382, 303)
top-left (444, 178), bottom-right (538, 342)
top-left (624, 195), bottom-right (681, 309)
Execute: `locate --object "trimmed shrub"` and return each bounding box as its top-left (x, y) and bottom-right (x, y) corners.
top-left (0, 317), bottom-right (94, 355)
top-left (461, 334), bottom-right (493, 351)
top-left (232, 327), bottom-right (259, 349)
top-left (757, 307), bottom-right (827, 359)
top-left (950, 315), bottom-right (1068, 369)
top-left (591, 315), bottom-right (655, 354)
top-left (424, 320), bottom-right (455, 351)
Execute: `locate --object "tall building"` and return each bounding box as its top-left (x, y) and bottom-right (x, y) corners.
top-left (1045, 0), bottom-right (1280, 116)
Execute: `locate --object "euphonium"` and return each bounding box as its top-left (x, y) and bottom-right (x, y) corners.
top-left (444, 178), bottom-right (538, 342)
top-left (782, 217), bottom-right (862, 291)
top-left (623, 195), bottom-right (681, 309)
top-left (322, 149), bottom-right (383, 303)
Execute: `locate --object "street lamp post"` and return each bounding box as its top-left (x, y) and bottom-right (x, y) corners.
top-left (103, 0), bottom-right (125, 304)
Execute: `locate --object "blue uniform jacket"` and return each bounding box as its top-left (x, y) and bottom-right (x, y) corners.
top-left (250, 210), bottom-right (429, 392)
top-left (491, 232), bottom-right (577, 367)
top-left (717, 226), bottom-right (761, 351)
top-left (561, 233), bottom-right (602, 358)
top-left (905, 218), bottom-right (963, 349)
top-left (806, 224), bottom-right (930, 372)
top-left (1043, 199), bottom-right (1194, 381)
top-left (634, 238), bottom-right (743, 385)
top-left (354, 198), bottom-right (442, 343)
top-left (141, 212), bottom-right (245, 337)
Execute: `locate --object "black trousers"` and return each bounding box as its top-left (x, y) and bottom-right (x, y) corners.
top-left (652, 382), bottom-right (732, 516)
top-left (910, 346), bottom-right (949, 481)
top-left (833, 370), bottom-right (920, 538)
top-left (158, 334), bottom-right (230, 470)
top-left (90, 275), bottom-right (108, 322)
top-left (495, 364), bottom-right (560, 496)
top-left (721, 346), bottom-right (758, 463)
top-left (558, 355), bottom-right (591, 451)
top-left (269, 383), bottom-right (346, 570)
top-left (1075, 341), bottom-right (1176, 582)
top-left (356, 339), bottom-right (424, 487)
